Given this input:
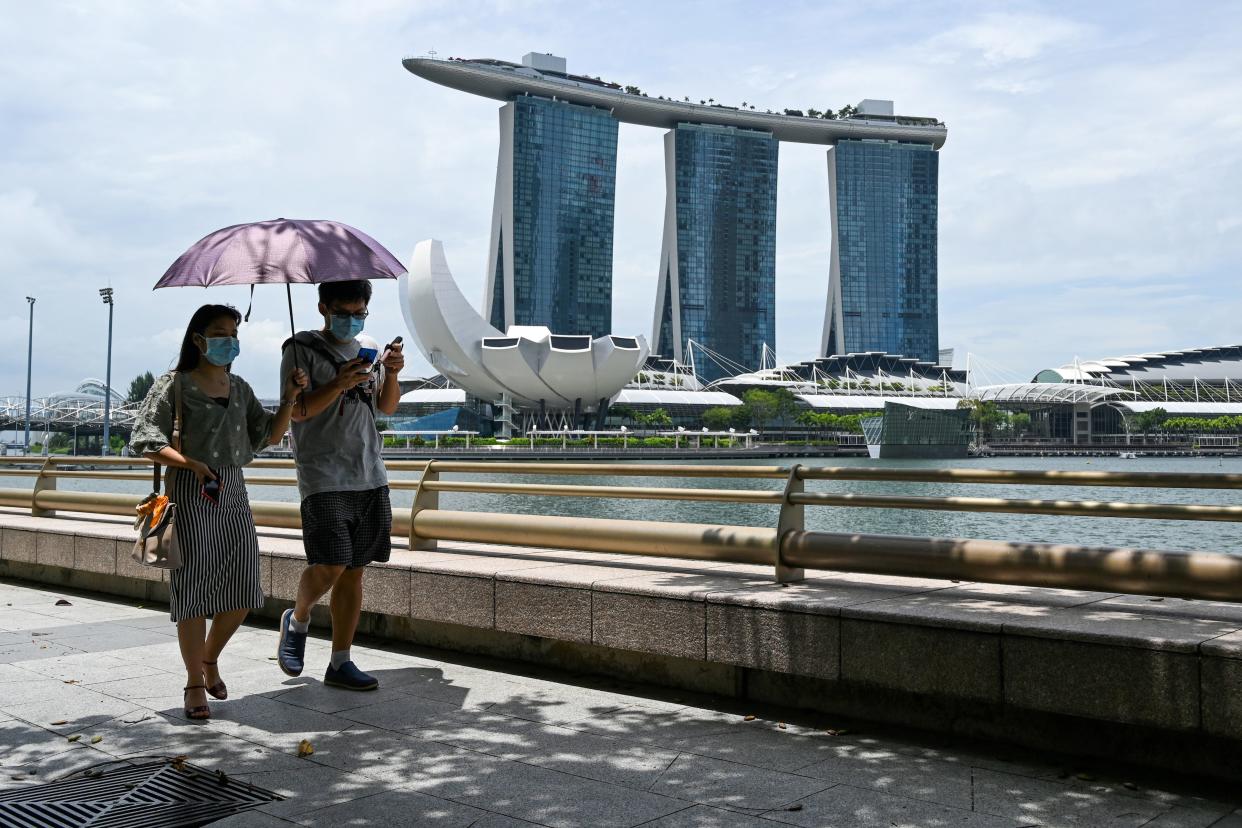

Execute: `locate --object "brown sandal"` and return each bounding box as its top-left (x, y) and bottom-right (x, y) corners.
top-left (183, 684), bottom-right (211, 720)
top-left (203, 660), bottom-right (227, 700)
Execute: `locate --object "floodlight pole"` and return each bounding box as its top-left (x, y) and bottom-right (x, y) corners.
top-left (24, 297), bottom-right (35, 453)
top-left (100, 288), bottom-right (114, 456)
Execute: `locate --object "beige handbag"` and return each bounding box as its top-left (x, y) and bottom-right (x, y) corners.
top-left (132, 373), bottom-right (184, 569)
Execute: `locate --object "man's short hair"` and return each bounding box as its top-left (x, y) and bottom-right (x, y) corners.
top-left (319, 280), bottom-right (373, 306)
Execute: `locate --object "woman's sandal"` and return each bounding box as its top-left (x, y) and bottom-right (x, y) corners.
top-left (202, 660), bottom-right (227, 700)
top-left (183, 684), bottom-right (211, 720)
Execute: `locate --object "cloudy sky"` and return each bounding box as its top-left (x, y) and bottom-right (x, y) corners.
top-left (2, 0), bottom-right (1240, 398)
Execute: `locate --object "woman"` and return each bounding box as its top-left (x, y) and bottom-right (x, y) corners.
top-left (131, 304), bottom-right (308, 719)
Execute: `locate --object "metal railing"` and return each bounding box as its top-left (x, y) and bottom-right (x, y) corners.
top-left (1, 455), bottom-right (1241, 601)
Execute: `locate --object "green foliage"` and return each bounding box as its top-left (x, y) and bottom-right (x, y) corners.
top-left (48, 433), bottom-right (70, 450)
top-left (702, 407), bottom-right (739, 430)
top-left (634, 408), bottom-right (673, 428)
top-left (1161, 414), bottom-right (1242, 432)
top-left (608, 404), bottom-right (636, 424)
top-left (795, 410), bottom-right (880, 434)
top-left (126, 371), bottom-right (156, 405)
top-left (1133, 407), bottom-right (1170, 434)
top-left (741, 389), bottom-right (779, 426)
top-left (957, 399), bottom-right (1005, 440)
top-left (1009, 412), bottom-right (1032, 435)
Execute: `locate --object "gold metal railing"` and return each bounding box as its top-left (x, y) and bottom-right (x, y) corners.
top-left (1, 455), bottom-right (1241, 601)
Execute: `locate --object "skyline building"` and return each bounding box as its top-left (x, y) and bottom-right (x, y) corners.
top-left (821, 127), bottom-right (940, 362)
top-left (484, 89), bottom-right (619, 338)
top-left (404, 54), bottom-right (947, 380)
top-left (654, 123), bottom-right (778, 381)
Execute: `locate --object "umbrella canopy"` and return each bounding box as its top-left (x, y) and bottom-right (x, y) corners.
top-left (154, 218), bottom-right (405, 288)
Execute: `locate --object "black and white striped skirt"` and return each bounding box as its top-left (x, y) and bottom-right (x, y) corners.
top-left (168, 465), bottom-right (265, 622)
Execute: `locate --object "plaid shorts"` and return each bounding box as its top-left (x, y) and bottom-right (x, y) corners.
top-left (300, 486), bottom-right (392, 569)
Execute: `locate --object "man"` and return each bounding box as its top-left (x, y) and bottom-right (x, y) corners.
top-left (276, 279), bottom-right (403, 690)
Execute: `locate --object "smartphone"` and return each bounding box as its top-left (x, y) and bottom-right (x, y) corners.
top-left (379, 336), bottom-right (403, 364)
top-left (202, 475), bottom-right (221, 504)
top-left (357, 347), bottom-right (378, 364)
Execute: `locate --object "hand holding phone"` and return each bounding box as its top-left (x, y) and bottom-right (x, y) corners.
top-left (357, 346), bottom-right (378, 364)
top-left (201, 474), bottom-right (221, 504)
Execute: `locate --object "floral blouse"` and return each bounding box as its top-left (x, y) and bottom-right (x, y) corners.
top-left (130, 371), bottom-right (275, 467)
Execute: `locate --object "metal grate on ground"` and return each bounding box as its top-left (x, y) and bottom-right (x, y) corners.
top-left (0, 758), bottom-right (282, 828)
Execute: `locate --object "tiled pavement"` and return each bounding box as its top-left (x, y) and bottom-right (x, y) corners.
top-left (1, 580), bottom-right (1239, 828)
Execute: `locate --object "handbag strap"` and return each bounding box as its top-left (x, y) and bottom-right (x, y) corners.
top-left (152, 372), bottom-right (186, 494)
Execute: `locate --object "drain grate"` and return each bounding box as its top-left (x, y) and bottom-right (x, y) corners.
top-left (0, 759), bottom-right (283, 828)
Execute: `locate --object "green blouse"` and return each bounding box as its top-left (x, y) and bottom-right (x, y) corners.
top-left (130, 371), bottom-right (276, 468)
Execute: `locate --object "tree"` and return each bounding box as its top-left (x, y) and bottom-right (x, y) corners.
top-left (741, 389), bottom-right (779, 428)
top-left (637, 408), bottom-right (672, 429)
top-left (782, 108), bottom-right (804, 117)
top-left (1134, 407), bottom-right (1169, 435)
top-left (1009, 412), bottom-right (1032, 435)
top-left (624, 85), bottom-right (642, 95)
top-left (806, 108), bottom-right (822, 118)
top-left (126, 371), bottom-right (156, 405)
top-left (957, 399), bottom-right (1005, 444)
top-left (821, 108), bottom-right (836, 119)
top-left (702, 407), bottom-right (736, 431)
top-left (773, 388), bottom-right (800, 429)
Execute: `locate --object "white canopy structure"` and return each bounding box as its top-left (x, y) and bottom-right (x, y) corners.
top-left (399, 240), bottom-right (649, 412)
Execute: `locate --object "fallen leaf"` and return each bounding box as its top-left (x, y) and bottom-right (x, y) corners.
top-left (67, 735), bottom-right (81, 743)
top-left (267, 656), bottom-right (278, 661)
top-left (1122, 781), bottom-right (1139, 791)
top-left (216, 770), bottom-right (229, 786)
top-left (296, 739), bottom-right (314, 758)
top-left (824, 729), bottom-right (841, 736)
top-left (1149, 597), bottom-right (1164, 602)
top-left (9, 775), bottom-right (25, 781)
top-left (50, 720), bottom-right (68, 726)
top-left (31, 632), bottom-right (50, 636)
top-left (786, 804), bottom-right (804, 811)
top-left (90, 736), bottom-right (102, 744)
top-left (777, 722), bottom-right (787, 730)
top-left (55, 599), bottom-right (72, 607)
top-left (122, 715), bottom-right (153, 725)
top-left (63, 680), bottom-right (79, 685)
top-left (170, 756), bottom-right (187, 772)
top-left (743, 715), bottom-right (756, 722)
top-left (1076, 772), bottom-right (1095, 781)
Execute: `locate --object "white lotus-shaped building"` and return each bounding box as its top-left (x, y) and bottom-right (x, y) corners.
top-left (399, 240), bottom-right (650, 411)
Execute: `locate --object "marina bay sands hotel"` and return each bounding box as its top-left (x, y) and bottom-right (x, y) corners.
top-left (404, 53), bottom-right (947, 380)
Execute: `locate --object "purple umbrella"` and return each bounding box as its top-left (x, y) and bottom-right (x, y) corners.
top-left (154, 218), bottom-right (407, 402)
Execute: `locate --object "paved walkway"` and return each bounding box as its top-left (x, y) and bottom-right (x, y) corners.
top-left (1, 580), bottom-right (1238, 828)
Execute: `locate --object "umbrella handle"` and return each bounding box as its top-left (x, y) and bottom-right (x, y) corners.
top-left (287, 284), bottom-right (306, 416)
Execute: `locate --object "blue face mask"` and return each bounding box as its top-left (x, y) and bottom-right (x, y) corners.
top-left (330, 314), bottom-right (366, 341)
top-left (200, 336), bottom-right (240, 367)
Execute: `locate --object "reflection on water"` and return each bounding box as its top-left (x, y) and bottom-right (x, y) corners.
top-left (7, 455), bottom-right (1242, 554)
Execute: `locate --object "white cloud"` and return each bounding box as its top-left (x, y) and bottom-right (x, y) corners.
top-left (927, 12), bottom-right (1092, 65)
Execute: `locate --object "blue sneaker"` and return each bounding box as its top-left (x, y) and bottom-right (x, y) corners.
top-left (276, 608), bottom-right (306, 677)
top-left (324, 661), bottom-right (378, 691)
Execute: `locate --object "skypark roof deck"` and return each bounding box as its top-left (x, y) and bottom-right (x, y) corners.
top-left (403, 56), bottom-right (948, 148)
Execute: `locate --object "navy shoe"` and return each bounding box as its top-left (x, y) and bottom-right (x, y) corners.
top-left (277, 608), bottom-right (306, 677)
top-left (324, 661), bottom-right (378, 691)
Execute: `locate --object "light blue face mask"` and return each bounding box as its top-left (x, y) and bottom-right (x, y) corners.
top-left (330, 314), bottom-right (366, 341)
top-left (200, 335), bottom-right (240, 367)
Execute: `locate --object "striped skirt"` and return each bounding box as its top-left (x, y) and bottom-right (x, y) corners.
top-left (168, 465), bottom-right (265, 622)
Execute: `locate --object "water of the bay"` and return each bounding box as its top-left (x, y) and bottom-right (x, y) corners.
top-left (8, 455), bottom-right (1242, 554)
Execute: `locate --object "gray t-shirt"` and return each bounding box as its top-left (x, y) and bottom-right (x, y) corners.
top-left (280, 330), bottom-right (388, 500)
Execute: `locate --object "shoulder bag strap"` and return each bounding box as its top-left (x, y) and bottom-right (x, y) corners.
top-left (155, 373), bottom-right (186, 495)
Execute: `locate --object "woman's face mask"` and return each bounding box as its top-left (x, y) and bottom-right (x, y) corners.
top-left (330, 313), bottom-right (366, 341)
top-left (197, 335), bottom-right (240, 366)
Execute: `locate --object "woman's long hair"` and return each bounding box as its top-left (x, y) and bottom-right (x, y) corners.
top-left (174, 304), bottom-right (242, 372)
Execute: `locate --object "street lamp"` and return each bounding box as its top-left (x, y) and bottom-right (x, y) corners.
top-left (24, 297), bottom-right (34, 454)
top-left (99, 288), bottom-right (114, 456)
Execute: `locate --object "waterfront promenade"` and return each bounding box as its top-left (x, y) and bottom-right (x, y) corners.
top-left (3, 578), bottom-right (1240, 827)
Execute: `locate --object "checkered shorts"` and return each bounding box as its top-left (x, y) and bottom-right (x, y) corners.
top-left (300, 486), bottom-right (392, 568)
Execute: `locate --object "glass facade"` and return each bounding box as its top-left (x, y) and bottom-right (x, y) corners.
top-left (666, 123), bottom-right (777, 382)
top-left (831, 139), bottom-right (939, 361)
top-left (496, 95), bottom-right (618, 337)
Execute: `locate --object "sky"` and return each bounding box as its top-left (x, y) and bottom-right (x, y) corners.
top-left (2, 0), bottom-right (1241, 398)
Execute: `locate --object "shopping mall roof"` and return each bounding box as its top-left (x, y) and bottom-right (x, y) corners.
top-left (1035, 345), bottom-right (1242, 383)
top-left (973, 383), bottom-right (1133, 405)
top-left (795, 394), bottom-right (962, 411)
top-left (612, 389), bottom-right (743, 407)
